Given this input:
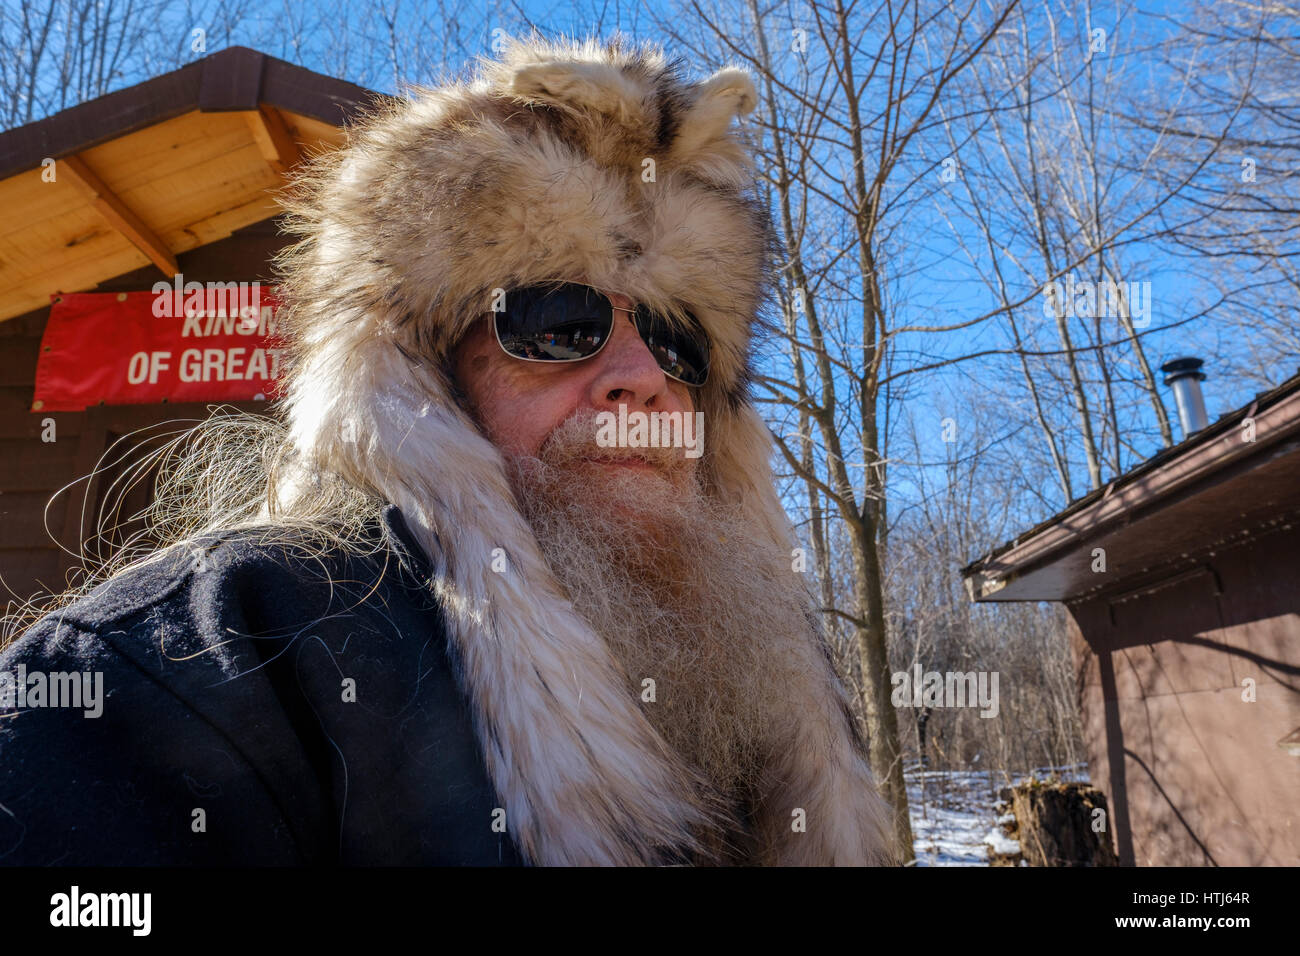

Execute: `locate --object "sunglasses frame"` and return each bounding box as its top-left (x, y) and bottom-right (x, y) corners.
top-left (490, 282), bottom-right (710, 387)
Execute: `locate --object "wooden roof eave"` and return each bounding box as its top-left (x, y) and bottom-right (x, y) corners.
top-left (962, 376), bottom-right (1300, 603)
top-left (0, 48), bottom-right (382, 324)
top-left (0, 46), bottom-right (378, 181)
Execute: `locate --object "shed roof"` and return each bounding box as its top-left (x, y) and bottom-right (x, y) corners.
top-left (961, 371), bottom-right (1300, 603)
top-left (0, 46), bottom-right (382, 324)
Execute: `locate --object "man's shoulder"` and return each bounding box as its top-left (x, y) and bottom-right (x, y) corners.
top-left (23, 506), bottom-right (431, 637)
top-left (0, 507), bottom-right (515, 866)
top-left (2, 507), bottom-right (443, 718)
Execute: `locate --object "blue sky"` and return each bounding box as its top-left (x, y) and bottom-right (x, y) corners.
top-left (8, 0), bottom-right (1291, 547)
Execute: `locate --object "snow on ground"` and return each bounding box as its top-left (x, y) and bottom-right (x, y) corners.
top-left (905, 763), bottom-right (1089, 866)
top-left (983, 827), bottom-right (1022, 858)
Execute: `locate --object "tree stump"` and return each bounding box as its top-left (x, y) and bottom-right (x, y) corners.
top-left (986, 794), bottom-right (1022, 866)
top-left (1002, 779), bottom-right (1118, 866)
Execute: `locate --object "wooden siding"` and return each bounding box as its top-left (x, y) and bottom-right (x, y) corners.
top-left (0, 218), bottom-right (284, 612)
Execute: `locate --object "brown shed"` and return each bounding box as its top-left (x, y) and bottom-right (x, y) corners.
top-left (962, 372), bottom-right (1300, 865)
top-left (0, 48), bottom-right (377, 611)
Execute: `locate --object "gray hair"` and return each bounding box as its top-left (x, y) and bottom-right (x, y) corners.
top-left (1, 405), bottom-right (387, 651)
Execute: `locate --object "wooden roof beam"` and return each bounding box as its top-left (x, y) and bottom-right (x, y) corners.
top-left (245, 104), bottom-right (302, 178)
top-left (59, 153), bottom-right (179, 277)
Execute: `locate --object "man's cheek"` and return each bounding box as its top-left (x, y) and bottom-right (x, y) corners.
top-left (498, 406), bottom-right (558, 459)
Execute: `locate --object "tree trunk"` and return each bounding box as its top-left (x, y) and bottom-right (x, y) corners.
top-left (851, 516), bottom-right (915, 860)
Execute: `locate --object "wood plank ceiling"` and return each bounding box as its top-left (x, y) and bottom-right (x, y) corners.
top-left (0, 106), bottom-right (342, 323)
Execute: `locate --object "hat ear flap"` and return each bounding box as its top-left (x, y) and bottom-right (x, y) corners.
top-left (510, 60), bottom-right (647, 124)
top-left (669, 68), bottom-right (757, 162)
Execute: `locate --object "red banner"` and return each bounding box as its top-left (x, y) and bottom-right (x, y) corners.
top-left (32, 287), bottom-right (285, 412)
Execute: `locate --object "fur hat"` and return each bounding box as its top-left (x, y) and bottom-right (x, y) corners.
top-left (272, 35), bottom-right (892, 865)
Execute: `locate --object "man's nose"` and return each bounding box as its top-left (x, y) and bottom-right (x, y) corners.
top-left (587, 306), bottom-right (673, 412)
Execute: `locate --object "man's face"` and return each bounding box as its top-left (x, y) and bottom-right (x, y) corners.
top-left (450, 285), bottom-right (816, 843)
top-left (450, 289), bottom-right (698, 482)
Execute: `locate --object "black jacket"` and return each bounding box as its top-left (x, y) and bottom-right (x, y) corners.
top-left (0, 505), bottom-right (523, 866)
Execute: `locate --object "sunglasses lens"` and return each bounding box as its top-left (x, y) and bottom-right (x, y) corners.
top-left (495, 285), bottom-right (612, 361)
top-left (494, 284), bottom-right (711, 386)
top-left (634, 306), bottom-right (710, 387)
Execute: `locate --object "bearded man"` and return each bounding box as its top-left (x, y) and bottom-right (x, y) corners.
top-left (0, 37), bottom-right (892, 867)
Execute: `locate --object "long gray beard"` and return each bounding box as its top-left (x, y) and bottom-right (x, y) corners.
top-left (503, 414), bottom-right (823, 861)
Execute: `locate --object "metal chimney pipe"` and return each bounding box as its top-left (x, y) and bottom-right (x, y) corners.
top-left (1161, 357), bottom-right (1209, 438)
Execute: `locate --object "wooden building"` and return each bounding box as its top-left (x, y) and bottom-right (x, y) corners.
top-left (0, 48), bottom-right (376, 610)
top-left (962, 371), bottom-right (1300, 865)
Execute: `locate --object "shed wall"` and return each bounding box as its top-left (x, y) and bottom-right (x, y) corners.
top-left (0, 218), bottom-right (284, 614)
top-left (1070, 525), bottom-right (1300, 865)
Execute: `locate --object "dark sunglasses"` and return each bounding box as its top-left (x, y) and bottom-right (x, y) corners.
top-left (491, 282), bottom-right (710, 387)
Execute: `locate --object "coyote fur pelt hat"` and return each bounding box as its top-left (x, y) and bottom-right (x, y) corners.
top-left (272, 35), bottom-right (892, 866)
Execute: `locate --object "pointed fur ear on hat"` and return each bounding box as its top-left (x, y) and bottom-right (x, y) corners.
top-left (697, 67), bottom-right (759, 117)
top-left (510, 59), bottom-right (648, 124)
top-left (668, 67), bottom-right (758, 174)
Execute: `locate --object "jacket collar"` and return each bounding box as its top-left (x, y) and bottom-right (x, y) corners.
top-left (380, 503), bottom-right (434, 584)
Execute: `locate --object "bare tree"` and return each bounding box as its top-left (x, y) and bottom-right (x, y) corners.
top-left (0, 0), bottom-right (172, 126)
top-left (659, 0), bottom-right (1032, 862)
top-left (1137, 0), bottom-right (1300, 390)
